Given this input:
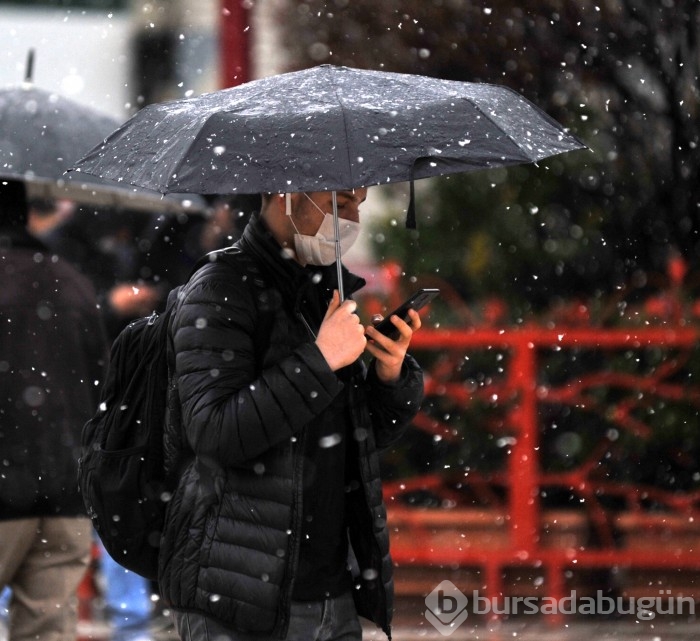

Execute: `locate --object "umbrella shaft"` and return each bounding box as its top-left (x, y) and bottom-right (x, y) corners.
top-left (332, 191), bottom-right (345, 302)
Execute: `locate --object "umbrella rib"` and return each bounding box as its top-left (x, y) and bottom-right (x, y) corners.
top-left (327, 68), bottom-right (356, 186)
top-left (457, 85), bottom-right (542, 162)
top-left (496, 84), bottom-right (587, 150)
top-left (161, 131), bottom-right (203, 193)
top-left (162, 113), bottom-right (225, 193)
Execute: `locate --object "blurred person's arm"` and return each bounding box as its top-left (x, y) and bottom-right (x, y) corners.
top-left (101, 282), bottom-right (164, 338)
top-left (108, 282), bottom-right (163, 318)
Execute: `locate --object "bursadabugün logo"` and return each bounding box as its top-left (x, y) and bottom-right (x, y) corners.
top-left (425, 580), bottom-right (696, 636)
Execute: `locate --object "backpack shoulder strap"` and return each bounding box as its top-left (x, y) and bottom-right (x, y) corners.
top-left (187, 245), bottom-right (274, 370)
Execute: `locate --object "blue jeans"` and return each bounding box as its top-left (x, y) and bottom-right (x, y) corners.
top-left (95, 537), bottom-right (152, 640)
top-left (0, 586), bottom-right (8, 622)
top-left (173, 591), bottom-right (362, 641)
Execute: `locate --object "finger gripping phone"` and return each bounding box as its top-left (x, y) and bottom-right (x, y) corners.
top-left (373, 288), bottom-right (440, 339)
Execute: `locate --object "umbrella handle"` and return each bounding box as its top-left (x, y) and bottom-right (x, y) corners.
top-left (332, 191), bottom-right (345, 302)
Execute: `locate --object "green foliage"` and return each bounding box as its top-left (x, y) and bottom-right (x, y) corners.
top-left (368, 148), bottom-right (613, 317)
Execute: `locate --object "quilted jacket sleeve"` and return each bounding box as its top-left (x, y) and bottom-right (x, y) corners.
top-left (365, 355), bottom-right (424, 449)
top-left (172, 262), bottom-right (344, 468)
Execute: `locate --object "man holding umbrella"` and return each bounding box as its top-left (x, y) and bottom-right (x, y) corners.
top-left (71, 64), bottom-right (586, 640)
top-left (159, 187), bottom-right (424, 640)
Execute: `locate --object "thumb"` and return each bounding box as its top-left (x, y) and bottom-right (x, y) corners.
top-left (323, 289), bottom-right (341, 320)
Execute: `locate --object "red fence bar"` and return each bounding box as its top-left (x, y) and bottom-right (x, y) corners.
top-left (409, 326), bottom-right (700, 350)
top-left (385, 322), bottom-right (700, 612)
top-left (509, 335), bottom-right (539, 554)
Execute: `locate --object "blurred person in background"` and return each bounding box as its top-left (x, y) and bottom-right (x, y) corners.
top-left (138, 193), bottom-right (258, 288)
top-left (0, 179), bottom-right (107, 641)
top-left (3, 190), bottom-right (260, 640)
top-left (25, 197), bottom-right (158, 640)
top-left (27, 199), bottom-right (163, 338)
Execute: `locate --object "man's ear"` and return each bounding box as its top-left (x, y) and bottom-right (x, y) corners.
top-left (263, 192), bottom-right (286, 213)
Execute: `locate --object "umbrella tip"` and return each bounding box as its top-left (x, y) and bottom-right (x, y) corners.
top-left (24, 48), bottom-right (35, 84)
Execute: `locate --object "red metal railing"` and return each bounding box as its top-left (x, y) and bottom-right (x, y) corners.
top-left (367, 258), bottom-right (700, 611)
top-left (384, 326), bottom-right (700, 605)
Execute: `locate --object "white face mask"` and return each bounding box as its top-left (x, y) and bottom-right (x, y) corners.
top-left (288, 194), bottom-right (361, 266)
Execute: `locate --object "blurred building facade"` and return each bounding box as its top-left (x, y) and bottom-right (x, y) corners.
top-left (0, 0), bottom-right (284, 120)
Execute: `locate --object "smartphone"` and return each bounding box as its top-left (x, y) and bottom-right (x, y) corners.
top-left (371, 288), bottom-right (440, 339)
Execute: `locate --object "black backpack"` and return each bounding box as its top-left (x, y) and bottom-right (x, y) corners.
top-left (79, 247), bottom-right (270, 580)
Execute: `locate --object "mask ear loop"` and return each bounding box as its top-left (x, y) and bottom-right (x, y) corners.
top-left (285, 193), bottom-right (302, 235)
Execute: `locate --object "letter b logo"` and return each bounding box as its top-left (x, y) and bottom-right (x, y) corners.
top-left (425, 580), bottom-right (469, 636)
top-left (438, 589), bottom-right (459, 614)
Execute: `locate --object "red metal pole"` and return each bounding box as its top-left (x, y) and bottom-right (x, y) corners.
top-left (509, 335), bottom-right (539, 553)
top-left (220, 0), bottom-right (251, 88)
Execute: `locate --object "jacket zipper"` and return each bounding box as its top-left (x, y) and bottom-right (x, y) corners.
top-left (297, 310), bottom-right (317, 340)
top-left (277, 314), bottom-right (311, 638)
top-left (351, 380), bottom-right (392, 640)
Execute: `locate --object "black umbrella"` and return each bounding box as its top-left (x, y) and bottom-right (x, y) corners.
top-left (0, 84), bottom-right (118, 182)
top-left (72, 64), bottom-right (587, 296)
top-left (73, 64), bottom-right (585, 196)
top-left (0, 84), bottom-right (204, 214)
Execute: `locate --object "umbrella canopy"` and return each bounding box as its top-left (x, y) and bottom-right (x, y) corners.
top-left (0, 83), bottom-right (204, 214)
top-left (71, 64), bottom-right (587, 197)
top-left (0, 84), bottom-right (118, 182)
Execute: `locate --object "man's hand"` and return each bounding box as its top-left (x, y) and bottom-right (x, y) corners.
top-left (315, 290), bottom-right (367, 371)
top-left (364, 309), bottom-right (421, 383)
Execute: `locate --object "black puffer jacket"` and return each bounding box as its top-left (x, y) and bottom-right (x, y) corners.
top-left (159, 214), bottom-right (423, 638)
